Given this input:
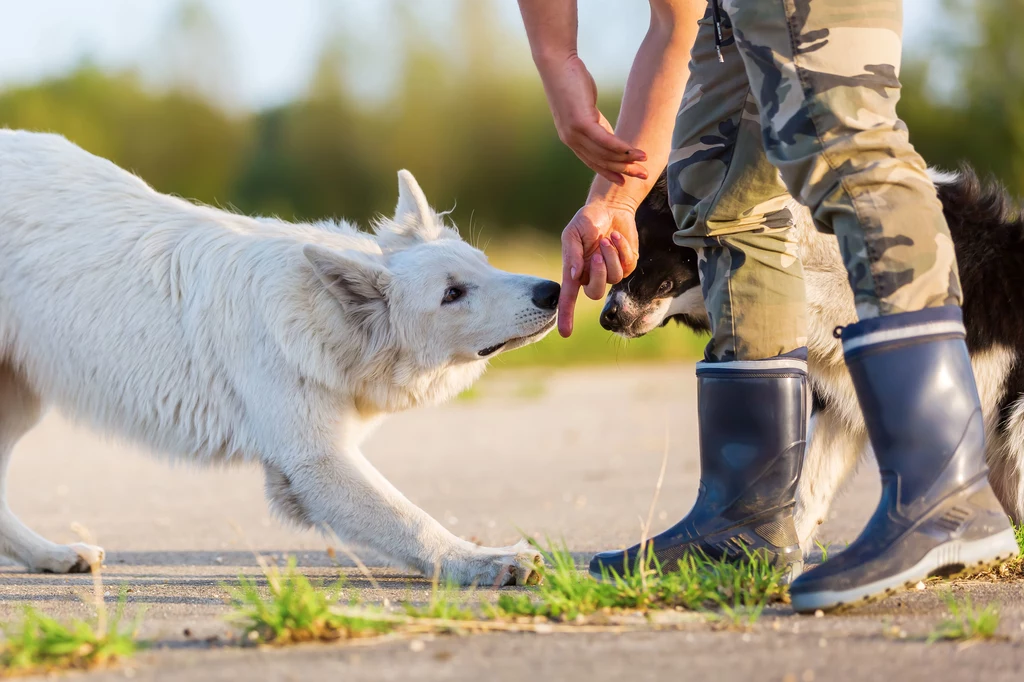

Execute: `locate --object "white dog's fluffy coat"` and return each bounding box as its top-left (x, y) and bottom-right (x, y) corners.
top-left (0, 130), bottom-right (555, 584)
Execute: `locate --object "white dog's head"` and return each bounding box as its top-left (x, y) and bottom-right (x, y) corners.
top-left (304, 171), bottom-right (558, 385)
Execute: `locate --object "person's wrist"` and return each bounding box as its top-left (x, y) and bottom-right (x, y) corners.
top-left (583, 197), bottom-right (639, 219)
top-left (532, 46), bottom-right (578, 77)
top-left (586, 178), bottom-right (644, 214)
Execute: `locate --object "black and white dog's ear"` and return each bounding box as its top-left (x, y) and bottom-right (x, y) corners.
top-left (304, 245), bottom-right (391, 314)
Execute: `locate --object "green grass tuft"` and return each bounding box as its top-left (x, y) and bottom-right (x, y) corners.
top-left (927, 593), bottom-right (1001, 643)
top-left (494, 541), bottom-right (786, 623)
top-left (402, 578), bottom-right (475, 622)
top-left (225, 557), bottom-right (394, 645)
top-left (226, 546), bottom-right (790, 643)
top-left (0, 588), bottom-right (139, 675)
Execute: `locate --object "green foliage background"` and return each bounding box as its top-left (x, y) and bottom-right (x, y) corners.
top-left (1, 0), bottom-right (1018, 366)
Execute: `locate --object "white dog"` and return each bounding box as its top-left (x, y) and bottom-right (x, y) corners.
top-left (0, 130), bottom-right (559, 585)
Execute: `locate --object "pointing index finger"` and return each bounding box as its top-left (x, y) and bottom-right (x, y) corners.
top-left (558, 224), bottom-right (587, 338)
top-left (557, 272), bottom-right (580, 338)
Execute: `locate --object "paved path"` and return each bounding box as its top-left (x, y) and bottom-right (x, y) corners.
top-left (2, 365), bottom-right (1022, 680)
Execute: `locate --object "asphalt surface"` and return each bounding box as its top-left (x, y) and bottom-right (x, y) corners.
top-left (2, 364), bottom-right (1022, 680)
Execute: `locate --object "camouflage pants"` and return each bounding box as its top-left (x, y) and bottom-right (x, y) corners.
top-left (667, 0), bottom-right (961, 362)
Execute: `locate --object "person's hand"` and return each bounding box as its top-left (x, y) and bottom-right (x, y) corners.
top-left (540, 55), bottom-right (649, 185)
top-left (557, 201), bottom-right (639, 337)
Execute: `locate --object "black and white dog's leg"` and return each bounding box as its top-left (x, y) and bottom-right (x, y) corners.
top-left (794, 399), bottom-right (867, 557)
top-left (986, 397), bottom-right (1024, 525)
top-left (0, 362), bottom-right (104, 572)
top-left (264, 440), bottom-right (540, 587)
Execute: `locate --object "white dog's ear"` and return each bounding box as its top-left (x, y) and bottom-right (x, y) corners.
top-left (374, 169), bottom-right (451, 248)
top-left (377, 170), bottom-right (459, 249)
top-left (394, 169), bottom-right (433, 228)
top-left (304, 245), bottom-right (391, 324)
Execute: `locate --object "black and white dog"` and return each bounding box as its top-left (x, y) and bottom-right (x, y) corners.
top-left (601, 167), bottom-right (1024, 555)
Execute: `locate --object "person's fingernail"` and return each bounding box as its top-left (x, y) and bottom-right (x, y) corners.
top-left (611, 233), bottom-right (622, 243)
top-left (593, 253), bottom-right (603, 265)
top-left (570, 266), bottom-right (577, 280)
top-left (600, 238), bottom-right (611, 247)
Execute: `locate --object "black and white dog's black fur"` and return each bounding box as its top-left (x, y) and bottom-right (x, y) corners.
top-left (602, 167), bottom-right (1024, 555)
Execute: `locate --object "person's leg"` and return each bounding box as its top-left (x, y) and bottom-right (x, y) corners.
top-left (722, 0), bottom-right (1017, 611)
top-left (667, 5), bottom-right (806, 363)
top-left (590, 5), bottom-right (809, 582)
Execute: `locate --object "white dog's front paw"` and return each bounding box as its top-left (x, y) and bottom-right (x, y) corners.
top-left (34, 543), bottom-right (105, 574)
top-left (448, 540), bottom-right (543, 587)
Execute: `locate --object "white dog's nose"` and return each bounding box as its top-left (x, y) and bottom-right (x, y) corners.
top-left (531, 281), bottom-right (560, 311)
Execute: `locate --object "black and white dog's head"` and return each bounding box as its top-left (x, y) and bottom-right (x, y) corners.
top-left (600, 173), bottom-right (709, 338)
top-left (601, 164), bottom-right (1019, 346)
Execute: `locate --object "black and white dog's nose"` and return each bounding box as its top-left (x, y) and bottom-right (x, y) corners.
top-left (531, 280), bottom-right (560, 311)
top-left (600, 300), bottom-right (621, 331)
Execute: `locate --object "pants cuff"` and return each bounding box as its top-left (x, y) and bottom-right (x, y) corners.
top-left (840, 306), bottom-right (965, 355)
top-left (697, 349), bottom-right (808, 376)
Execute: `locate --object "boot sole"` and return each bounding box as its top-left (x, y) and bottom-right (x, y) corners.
top-left (791, 527), bottom-right (1020, 614)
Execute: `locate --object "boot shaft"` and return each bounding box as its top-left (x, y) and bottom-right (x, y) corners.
top-left (841, 307), bottom-right (987, 508)
top-left (696, 358), bottom-right (808, 519)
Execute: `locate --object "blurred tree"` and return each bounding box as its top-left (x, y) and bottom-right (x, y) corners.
top-left (234, 36), bottom-right (384, 222)
top-left (900, 0), bottom-right (1024, 194)
top-left (2, 0), bottom-right (1013, 242)
top-left (237, 0), bottom-right (599, 232)
top-left (0, 67), bottom-right (249, 205)
top-left (153, 0), bottom-right (239, 110)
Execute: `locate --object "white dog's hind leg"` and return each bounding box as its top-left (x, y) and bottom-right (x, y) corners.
top-left (794, 405), bottom-right (867, 557)
top-left (0, 362), bottom-right (104, 573)
top-left (267, 446), bottom-right (540, 587)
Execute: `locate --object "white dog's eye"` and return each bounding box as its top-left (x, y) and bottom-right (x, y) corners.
top-left (442, 286), bottom-right (465, 305)
top-left (657, 280), bottom-right (673, 296)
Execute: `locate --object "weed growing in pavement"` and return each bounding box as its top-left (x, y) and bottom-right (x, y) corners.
top-left (927, 593), bottom-right (1001, 644)
top-left (402, 574), bottom-right (475, 622)
top-left (0, 590), bottom-right (139, 676)
top-left (224, 557), bottom-right (394, 645)
top-left (493, 541), bottom-right (787, 623)
top-left (1011, 524), bottom-right (1024, 575)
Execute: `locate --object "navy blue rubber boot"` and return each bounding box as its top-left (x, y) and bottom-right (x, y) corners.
top-left (589, 355), bottom-right (808, 583)
top-left (790, 307), bottom-right (1019, 613)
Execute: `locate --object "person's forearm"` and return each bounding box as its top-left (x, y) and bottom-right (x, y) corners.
top-left (518, 0), bottom-right (578, 70)
top-left (589, 9), bottom-right (699, 208)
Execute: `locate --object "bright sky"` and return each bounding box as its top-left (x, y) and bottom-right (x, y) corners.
top-left (0, 0), bottom-right (946, 110)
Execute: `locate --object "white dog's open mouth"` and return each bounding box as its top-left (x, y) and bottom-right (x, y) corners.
top-left (477, 317), bottom-right (556, 357)
top-left (477, 342), bottom-right (506, 357)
